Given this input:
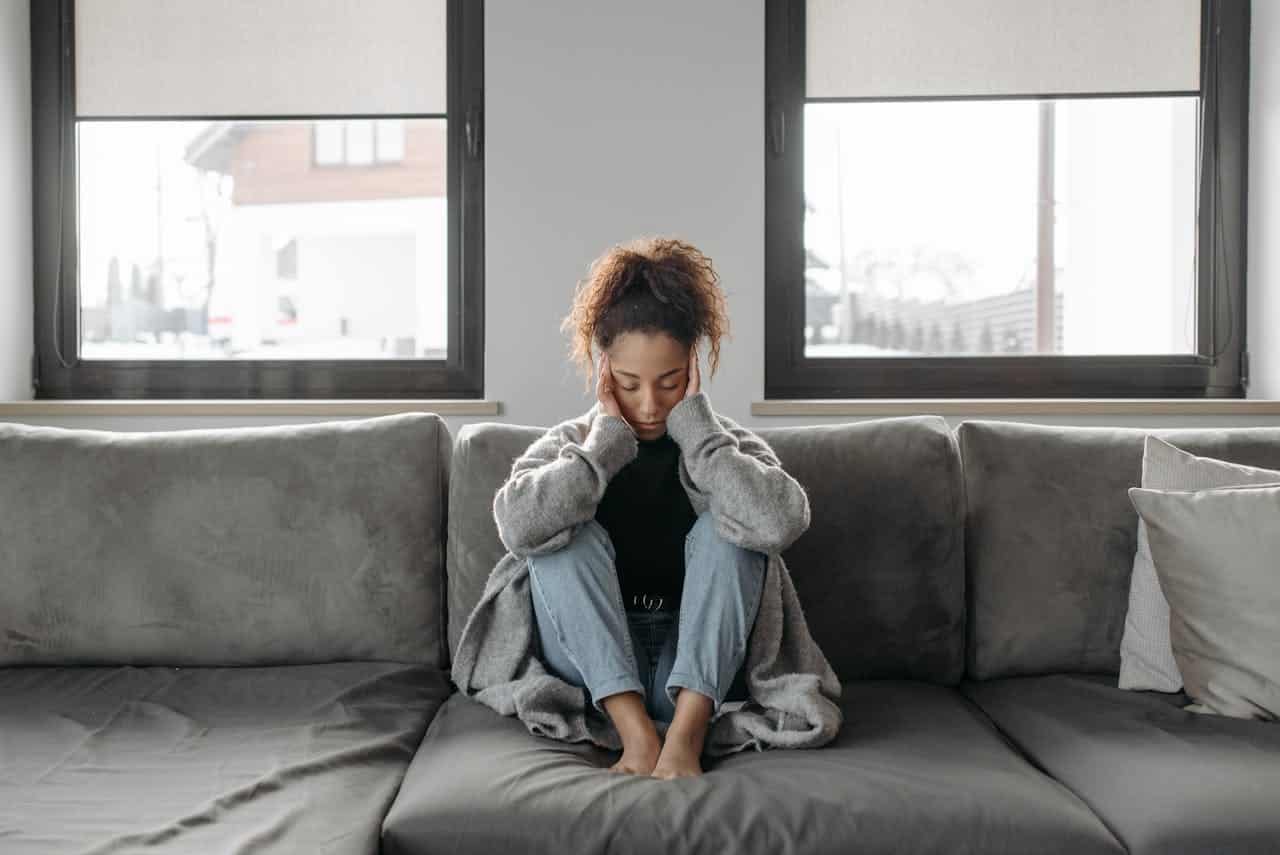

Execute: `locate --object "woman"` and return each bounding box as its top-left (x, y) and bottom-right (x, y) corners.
top-left (530, 236), bottom-right (768, 779)
top-left (451, 237), bottom-right (842, 780)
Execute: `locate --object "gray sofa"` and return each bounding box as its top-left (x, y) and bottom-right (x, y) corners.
top-left (3, 413), bottom-right (1279, 854)
top-left (0, 415), bottom-right (454, 854)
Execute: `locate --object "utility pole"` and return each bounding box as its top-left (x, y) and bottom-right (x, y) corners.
top-left (155, 140), bottom-right (165, 325)
top-left (1035, 101), bottom-right (1057, 353)
top-left (835, 120), bottom-right (853, 344)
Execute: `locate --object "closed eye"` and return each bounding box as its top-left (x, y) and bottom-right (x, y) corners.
top-left (622, 385), bottom-right (679, 392)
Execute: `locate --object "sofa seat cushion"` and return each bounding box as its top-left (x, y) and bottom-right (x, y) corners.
top-left (962, 673), bottom-right (1280, 855)
top-left (0, 662), bottom-right (451, 855)
top-left (382, 681), bottom-right (1122, 855)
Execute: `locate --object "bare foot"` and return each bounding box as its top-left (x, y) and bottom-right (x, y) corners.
top-left (650, 688), bottom-right (712, 779)
top-left (650, 728), bottom-right (703, 779)
top-left (608, 730), bottom-right (662, 775)
top-left (602, 690), bottom-right (662, 775)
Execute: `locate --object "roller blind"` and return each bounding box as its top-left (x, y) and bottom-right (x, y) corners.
top-left (807, 0), bottom-right (1201, 100)
top-left (75, 0), bottom-right (447, 117)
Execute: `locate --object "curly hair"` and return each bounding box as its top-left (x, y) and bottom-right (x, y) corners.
top-left (560, 236), bottom-right (730, 393)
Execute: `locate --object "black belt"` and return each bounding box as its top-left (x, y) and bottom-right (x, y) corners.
top-left (628, 592), bottom-right (676, 611)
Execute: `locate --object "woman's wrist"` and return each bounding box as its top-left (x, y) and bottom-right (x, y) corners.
top-left (584, 412), bottom-right (639, 480)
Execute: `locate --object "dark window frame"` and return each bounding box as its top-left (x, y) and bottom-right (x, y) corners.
top-left (30, 0), bottom-right (485, 399)
top-left (764, 0), bottom-right (1249, 398)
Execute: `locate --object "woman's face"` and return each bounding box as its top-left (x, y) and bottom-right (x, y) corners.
top-left (605, 331), bottom-right (691, 439)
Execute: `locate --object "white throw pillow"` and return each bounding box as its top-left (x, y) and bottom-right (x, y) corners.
top-left (1117, 436), bottom-right (1280, 692)
top-left (1128, 482), bottom-right (1280, 719)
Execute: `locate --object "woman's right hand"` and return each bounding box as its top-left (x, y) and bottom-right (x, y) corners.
top-left (596, 352), bottom-right (625, 421)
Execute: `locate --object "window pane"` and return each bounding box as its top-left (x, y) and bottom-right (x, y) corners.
top-left (76, 119), bottom-right (448, 360)
top-left (345, 119), bottom-right (375, 165)
top-left (276, 237), bottom-right (298, 279)
top-left (313, 122), bottom-right (344, 165)
top-left (802, 97), bottom-right (1198, 357)
top-left (375, 119), bottom-right (406, 162)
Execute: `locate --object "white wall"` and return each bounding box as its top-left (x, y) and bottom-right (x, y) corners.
top-left (484, 0), bottom-right (765, 430)
top-left (0, 0), bottom-right (32, 400)
top-left (1, 0), bottom-right (1278, 432)
top-left (1248, 0), bottom-right (1280, 398)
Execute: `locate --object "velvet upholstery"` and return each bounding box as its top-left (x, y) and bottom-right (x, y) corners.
top-left (962, 674), bottom-right (1280, 855)
top-left (1128, 483), bottom-right (1280, 720)
top-left (0, 414), bottom-right (451, 667)
top-left (6, 409), bottom-right (1280, 854)
top-left (957, 421), bottom-right (1280, 680)
top-left (0, 662), bottom-right (451, 854)
top-left (382, 683), bottom-right (1123, 855)
top-left (447, 415), bottom-right (965, 684)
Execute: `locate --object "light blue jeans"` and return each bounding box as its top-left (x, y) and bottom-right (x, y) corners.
top-left (528, 510), bottom-right (767, 724)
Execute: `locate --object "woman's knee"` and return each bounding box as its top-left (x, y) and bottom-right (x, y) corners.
top-left (686, 510), bottom-right (767, 567)
top-left (688, 509), bottom-right (716, 538)
top-left (576, 518), bottom-right (615, 554)
top-left (528, 519), bottom-right (615, 575)
top-left (527, 520), bottom-right (625, 617)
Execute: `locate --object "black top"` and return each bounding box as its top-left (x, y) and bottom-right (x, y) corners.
top-left (594, 430), bottom-right (698, 611)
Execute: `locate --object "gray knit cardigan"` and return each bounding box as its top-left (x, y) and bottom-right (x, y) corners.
top-left (449, 391), bottom-right (843, 756)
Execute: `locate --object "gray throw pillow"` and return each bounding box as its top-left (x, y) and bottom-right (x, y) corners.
top-left (1127, 482), bottom-right (1280, 720)
top-left (1118, 436), bottom-right (1280, 692)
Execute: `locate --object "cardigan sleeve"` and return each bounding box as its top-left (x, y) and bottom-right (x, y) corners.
top-left (664, 391), bottom-right (811, 555)
top-left (492, 412), bottom-right (638, 559)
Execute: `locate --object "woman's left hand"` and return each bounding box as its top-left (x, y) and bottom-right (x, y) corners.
top-left (683, 341), bottom-right (701, 400)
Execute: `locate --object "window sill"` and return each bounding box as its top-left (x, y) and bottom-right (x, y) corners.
top-left (2, 399), bottom-right (1277, 419)
top-left (751, 399), bottom-right (1280, 417)
top-left (0, 400), bottom-right (502, 417)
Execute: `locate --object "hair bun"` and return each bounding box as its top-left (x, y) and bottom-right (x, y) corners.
top-left (561, 236), bottom-right (727, 395)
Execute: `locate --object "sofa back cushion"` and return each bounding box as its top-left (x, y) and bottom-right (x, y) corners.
top-left (958, 420), bottom-right (1280, 680)
top-left (0, 414), bottom-right (450, 667)
top-left (447, 414), bottom-right (965, 684)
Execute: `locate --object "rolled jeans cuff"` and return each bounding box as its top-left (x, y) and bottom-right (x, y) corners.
top-left (589, 673), bottom-right (645, 714)
top-left (665, 670), bottom-right (726, 715)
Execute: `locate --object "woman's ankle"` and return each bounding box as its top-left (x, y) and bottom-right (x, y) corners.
top-left (602, 691), bottom-right (659, 743)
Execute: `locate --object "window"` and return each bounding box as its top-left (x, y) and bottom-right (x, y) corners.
top-left (765, 0), bottom-right (1248, 398)
top-left (345, 120), bottom-right (376, 166)
top-left (375, 119), bottom-right (407, 163)
top-left (276, 239), bottom-right (298, 281)
top-left (31, 0), bottom-right (484, 398)
top-left (311, 120), bottom-right (407, 166)
top-left (313, 123), bottom-right (345, 166)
